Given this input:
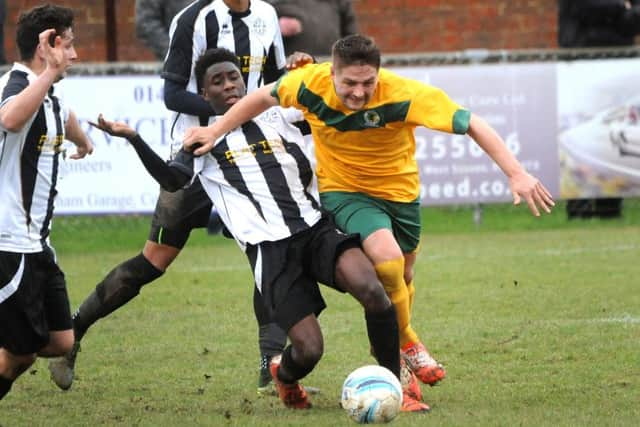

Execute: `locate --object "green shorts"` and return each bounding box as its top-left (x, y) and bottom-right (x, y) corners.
top-left (320, 191), bottom-right (421, 253)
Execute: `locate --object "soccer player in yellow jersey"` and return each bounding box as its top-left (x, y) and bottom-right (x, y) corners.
top-left (183, 34), bottom-right (555, 412)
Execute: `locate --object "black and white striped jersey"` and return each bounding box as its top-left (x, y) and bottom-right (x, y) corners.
top-left (0, 63), bottom-right (69, 253)
top-left (162, 0), bottom-right (286, 147)
top-left (194, 107), bottom-right (321, 245)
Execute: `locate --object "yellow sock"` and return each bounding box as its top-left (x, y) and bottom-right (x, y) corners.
top-left (374, 258), bottom-right (420, 347)
top-left (406, 279), bottom-right (416, 313)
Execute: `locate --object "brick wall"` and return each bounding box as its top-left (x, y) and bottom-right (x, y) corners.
top-left (352, 0), bottom-right (557, 52)
top-left (4, 0), bottom-right (557, 63)
top-left (4, 1), bottom-right (154, 63)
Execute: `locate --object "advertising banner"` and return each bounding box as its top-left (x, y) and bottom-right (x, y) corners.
top-left (54, 58), bottom-right (639, 214)
top-left (557, 59), bottom-right (640, 198)
top-left (398, 63), bottom-right (558, 206)
top-left (56, 76), bottom-right (169, 214)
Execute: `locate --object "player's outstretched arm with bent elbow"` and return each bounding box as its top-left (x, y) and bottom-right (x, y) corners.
top-left (89, 114), bottom-right (192, 191)
top-left (183, 84), bottom-right (279, 156)
top-left (467, 113), bottom-right (555, 216)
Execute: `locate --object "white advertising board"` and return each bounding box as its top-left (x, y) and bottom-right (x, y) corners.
top-left (54, 58), bottom-right (640, 214)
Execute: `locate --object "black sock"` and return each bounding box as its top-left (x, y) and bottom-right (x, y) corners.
top-left (258, 323), bottom-right (287, 358)
top-left (278, 345), bottom-right (315, 384)
top-left (254, 287), bottom-right (287, 357)
top-left (365, 305), bottom-right (400, 379)
top-left (0, 375), bottom-right (14, 400)
top-left (73, 253), bottom-right (163, 341)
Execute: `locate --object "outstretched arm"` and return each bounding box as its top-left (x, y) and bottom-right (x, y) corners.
top-left (89, 114), bottom-right (192, 191)
top-left (467, 113), bottom-right (555, 216)
top-left (183, 84), bottom-right (279, 155)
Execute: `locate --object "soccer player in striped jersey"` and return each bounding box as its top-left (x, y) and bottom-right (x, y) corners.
top-left (0, 4), bottom-right (93, 401)
top-left (49, 0), bottom-right (293, 393)
top-left (88, 47), bottom-right (401, 410)
top-left (183, 34), bottom-right (556, 412)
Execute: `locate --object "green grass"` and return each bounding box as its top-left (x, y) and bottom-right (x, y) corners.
top-left (1, 201), bottom-right (639, 426)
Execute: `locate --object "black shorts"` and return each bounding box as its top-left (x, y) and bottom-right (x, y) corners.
top-left (245, 216), bottom-right (361, 332)
top-left (0, 248), bottom-right (72, 355)
top-left (148, 178), bottom-right (213, 249)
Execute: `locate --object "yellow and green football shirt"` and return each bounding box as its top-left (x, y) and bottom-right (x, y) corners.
top-left (271, 62), bottom-right (471, 202)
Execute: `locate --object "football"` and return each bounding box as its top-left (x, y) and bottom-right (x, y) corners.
top-left (341, 365), bottom-right (403, 424)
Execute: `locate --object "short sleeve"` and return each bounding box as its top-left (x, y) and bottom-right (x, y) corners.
top-left (270, 65), bottom-right (313, 108)
top-left (404, 80), bottom-right (471, 134)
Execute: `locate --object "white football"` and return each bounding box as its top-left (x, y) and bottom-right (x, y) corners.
top-left (341, 365), bottom-right (403, 424)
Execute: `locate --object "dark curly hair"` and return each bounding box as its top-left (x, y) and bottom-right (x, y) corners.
top-left (16, 4), bottom-right (74, 61)
top-left (194, 48), bottom-right (241, 93)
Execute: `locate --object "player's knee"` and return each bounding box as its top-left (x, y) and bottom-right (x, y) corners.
top-left (99, 253), bottom-right (164, 298)
top-left (343, 262), bottom-right (390, 311)
top-left (54, 332), bottom-right (75, 355)
top-left (299, 338), bottom-right (323, 366)
top-left (358, 281), bottom-right (391, 313)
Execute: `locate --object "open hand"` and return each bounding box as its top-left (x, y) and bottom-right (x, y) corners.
top-left (509, 171), bottom-right (555, 216)
top-left (39, 29), bottom-right (69, 78)
top-left (88, 114), bottom-right (137, 139)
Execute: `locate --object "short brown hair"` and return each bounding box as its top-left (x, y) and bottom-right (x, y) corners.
top-left (331, 35), bottom-right (381, 70)
top-left (16, 4), bottom-right (74, 61)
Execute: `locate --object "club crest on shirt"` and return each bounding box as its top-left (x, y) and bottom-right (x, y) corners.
top-left (253, 18), bottom-right (267, 36)
top-left (363, 110), bottom-right (381, 128)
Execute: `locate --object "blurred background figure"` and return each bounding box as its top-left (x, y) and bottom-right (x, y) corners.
top-left (0, 0), bottom-right (6, 64)
top-left (558, 0), bottom-right (640, 219)
top-left (135, 0), bottom-right (193, 60)
top-left (265, 0), bottom-right (357, 57)
top-left (559, 0), bottom-right (640, 47)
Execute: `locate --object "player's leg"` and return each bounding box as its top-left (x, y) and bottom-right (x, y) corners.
top-left (333, 246), bottom-right (401, 379)
top-left (72, 241), bottom-right (172, 343)
top-left (269, 294), bottom-right (323, 411)
top-left (315, 218), bottom-right (425, 412)
top-left (362, 230), bottom-right (421, 346)
top-left (0, 349), bottom-right (36, 399)
top-left (404, 251), bottom-right (417, 310)
top-left (253, 287), bottom-right (287, 394)
top-left (48, 186), bottom-right (206, 389)
top-left (248, 238), bottom-right (326, 409)
top-left (270, 314), bottom-right (321, 409)
top-left (320, 192), bottom-right (420, 352)
top-left (37, 260), bottom-right (75, 358)
top-left (0, 252), bottom-right (38, 399)
top-left (392, 204), bottom-right (446, 387)
top-left (304, 216), bottom-right (429, 411)
top-left (320, 193), bottom-right (432, 411)
top-left (1, 250), bottom-right (69, 399)
top-left (71, 186), bottom-right (205, 343)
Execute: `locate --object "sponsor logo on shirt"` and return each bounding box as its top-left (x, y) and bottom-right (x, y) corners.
top-left (363, 110), bottom-right (381, 128)
top-left (253, 18), bottom-right (267, 36)
top-left (38, 134), bottom-right (65, 153)
top-left (224, 138), bottom-right (284, 164)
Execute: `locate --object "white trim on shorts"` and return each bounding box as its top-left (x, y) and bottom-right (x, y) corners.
top-left (0, 254), bottom-right (24, 303)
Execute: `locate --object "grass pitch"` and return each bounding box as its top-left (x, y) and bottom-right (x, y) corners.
top-left (1, 201), bottom-right (639, 426)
